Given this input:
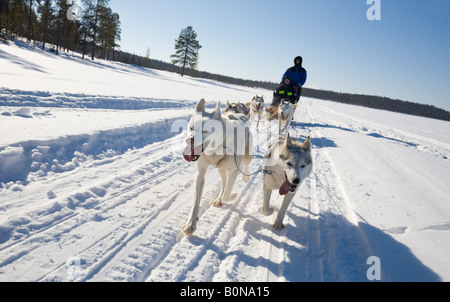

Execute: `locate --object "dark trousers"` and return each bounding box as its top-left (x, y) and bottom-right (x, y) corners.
top-left (294, 87), bottom-right (302, 104)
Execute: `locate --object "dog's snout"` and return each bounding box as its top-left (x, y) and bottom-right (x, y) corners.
top-left (293, 178), bottom-right (300, 185)
top-left (186, 135), bottom-right (196, 146)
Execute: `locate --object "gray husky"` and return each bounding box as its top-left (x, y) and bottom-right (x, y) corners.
top-left (246, 95), bottom-right (264, 130)
top-left (261, 134), bottom-right (312, 230)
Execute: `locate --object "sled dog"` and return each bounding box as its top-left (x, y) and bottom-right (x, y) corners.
top-left (261, 134), bottom-right (312, 230)
top-left (224, 101), bottom-right (253, 183)
top-left (182, 99), bottom-right (252, 235)
top-left (224, 101), bottom-right (250, 119)
top-left (246, 95), bottom-right (264, 130)
top-left (278, 99), bottom-right (297, 136)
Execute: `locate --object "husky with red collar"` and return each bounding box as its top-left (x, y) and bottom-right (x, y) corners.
top-left (261, 134), bottom-right (312, 230)
top-left (182, 99), bottom-right (251, 235)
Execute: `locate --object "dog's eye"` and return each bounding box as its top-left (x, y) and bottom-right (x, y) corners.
top-left (287, 162), bottom-right (293, 167)
top-left (300, 165), bottom-right (306, 168)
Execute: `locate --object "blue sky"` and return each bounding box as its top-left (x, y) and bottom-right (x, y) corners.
top-left (109, 0), bottom-right (450, 111)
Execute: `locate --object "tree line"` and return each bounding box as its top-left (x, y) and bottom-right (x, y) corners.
top-left (0, 0), bottom-right (121, 60)
top-left (302, 89), bottom-right (450, 122)
top-left (109, 49), bottom-right (450, 121)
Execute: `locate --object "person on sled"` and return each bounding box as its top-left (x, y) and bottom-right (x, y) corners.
top-left (271, 76), bottom-right (297, 107)
top-left (266, 76), bottom-right (296, 120)
top-left (281, 56), bottom-right (307, 104)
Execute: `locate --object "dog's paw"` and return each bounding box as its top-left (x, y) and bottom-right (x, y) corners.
top-left (229, 192), bottom-right (237, 200)
top-left (211, 199), bottom-right (224, 207)
top-left (260, 206), bottom-right (274, 216)
top-left (273, 220), bottom-right (285, 230)
top-left (182, 223), bottom-right (196, 235)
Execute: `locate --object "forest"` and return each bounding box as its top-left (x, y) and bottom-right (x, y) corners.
top-left (1, 0), bottom-right (449, 121)
top-left (0, 0), bottom-right (120, 60)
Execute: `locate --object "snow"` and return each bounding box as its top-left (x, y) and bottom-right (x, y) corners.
top-left (0, 40), bottom-right (449, 282)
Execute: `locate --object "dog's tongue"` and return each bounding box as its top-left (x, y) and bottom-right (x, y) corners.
top-left (279, 180), bottom-right (296, 196)
top-left (183, 145), bottom-right (202, 162)
top-left (183, 146), bottom-right (194, 162)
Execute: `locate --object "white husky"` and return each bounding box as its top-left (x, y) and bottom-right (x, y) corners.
top-left (261, 134), bottom-right (312, 230)
top-left (278, 99), bottom-right (297, 136)
top-left (246, 95), bottom-right (264, 130)
top-left (182, 99), bottom-right (252, 235)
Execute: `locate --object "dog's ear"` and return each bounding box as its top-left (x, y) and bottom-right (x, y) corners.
top-left (196, 99), bottom-right (206, 112)
top-left (225, 100), bottom-right (230, 110)
top-left (213, 101), bottom-right (221, 119)
top-left (283, 133), bottom-right (292, 148)
top-left (302, 136), bottom-right (311, 152)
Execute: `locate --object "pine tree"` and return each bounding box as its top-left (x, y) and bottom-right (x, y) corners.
top-left (170, 26), bottom-right (201, 77)
top-left (26, 0), bottom-right (33, 42)
top-left (54, 0), bottom-right (71, 54)
top-left (143, 47), bottom-right (150, 67)
top-left (97, 6), bottom-right (120, 60)
top-left (38, 0), bottom-right (54, 50)
top-left (0, 0), bottom-right (8, 43)
top-left (80, 0), bottom-right (94, 59)
top-left (7, 0), bottom-right (25, 38)
top-left (90, 0), bottom-right (109, 60)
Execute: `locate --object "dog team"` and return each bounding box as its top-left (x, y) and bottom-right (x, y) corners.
top-left (182, 56), bottom-right (311, 236)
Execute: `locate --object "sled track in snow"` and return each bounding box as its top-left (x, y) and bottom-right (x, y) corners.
top-left (308, 99), bottom-right (450, 161)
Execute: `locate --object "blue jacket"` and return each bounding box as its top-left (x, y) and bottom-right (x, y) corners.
top-left (282, 66), bottom-right (307, 89)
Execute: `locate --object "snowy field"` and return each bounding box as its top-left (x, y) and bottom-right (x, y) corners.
top-left (0, 41), bottom-right (449, 282)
